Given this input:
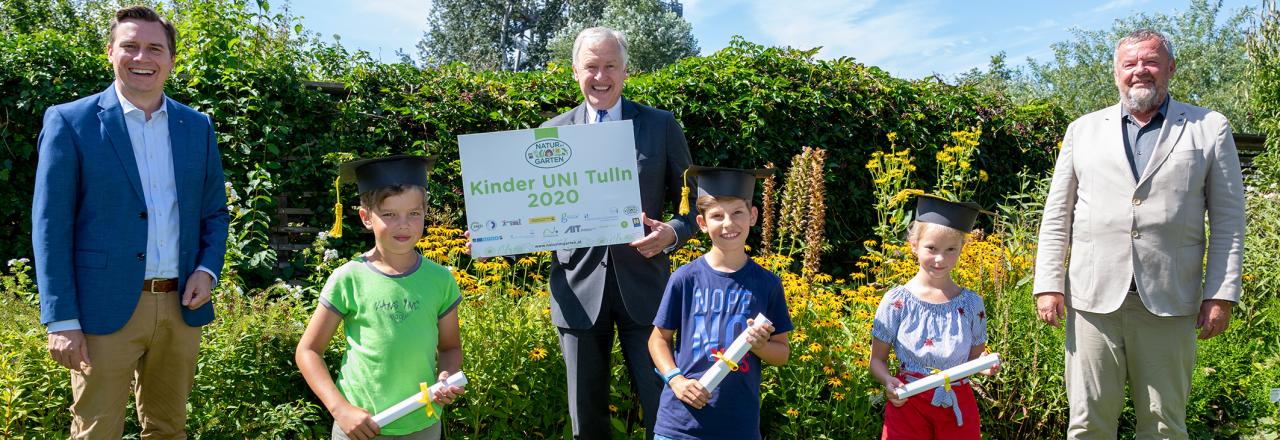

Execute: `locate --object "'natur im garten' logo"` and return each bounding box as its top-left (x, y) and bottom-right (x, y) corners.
top-left (526, 134), bottom-right (572, 169)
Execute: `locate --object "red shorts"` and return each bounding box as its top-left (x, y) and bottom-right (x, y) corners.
top-left (881, 374), bottom-right (981, 440)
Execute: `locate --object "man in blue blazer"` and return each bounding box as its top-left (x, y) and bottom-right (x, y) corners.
top-left (541, 27), bottom-right (697, 439)
top-left (31, 6), bottom-right (228, 439)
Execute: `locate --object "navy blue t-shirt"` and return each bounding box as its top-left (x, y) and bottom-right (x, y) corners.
top-left (652, 256), bottom-right (794, 440)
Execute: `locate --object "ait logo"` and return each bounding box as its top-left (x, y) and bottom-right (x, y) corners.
top-left (526, 138), bottom-right (572, 168)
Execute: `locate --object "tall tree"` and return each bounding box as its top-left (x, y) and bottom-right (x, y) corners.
top-left (418, 0), bottom-right (620, 71)
top-left (1024, 0), bottom-right (1254, 131)
top-left (546, 0), bottom-right (699, 72)
top-left (1247, 0), bottom-right (1279, 151)
top-left (955, 52), bottom-right (1043, 103)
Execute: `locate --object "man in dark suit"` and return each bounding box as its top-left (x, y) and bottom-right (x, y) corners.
top-left (32, 6), bottom-right (228, 439)
top-left (542, 26), bottom-right (696, 439)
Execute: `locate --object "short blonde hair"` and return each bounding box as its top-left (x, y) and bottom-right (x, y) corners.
top-left (358, 185), bottom-right (427, 210)
top-left (906, 221), bottom-right (968, 245)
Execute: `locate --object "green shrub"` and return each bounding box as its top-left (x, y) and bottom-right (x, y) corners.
top-left (0, 0), bottom-right (1066, 284)
top-left (0, 276), bottom-right (72, 439)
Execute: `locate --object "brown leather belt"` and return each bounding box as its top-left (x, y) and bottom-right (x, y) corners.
top-left (142, 278), bottom-right (178, 293)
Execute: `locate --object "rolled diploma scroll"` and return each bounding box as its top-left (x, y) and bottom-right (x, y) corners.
top-left (372, 371), bottom-right (468, 427)
top-left (698, 313), bottom-right (772, 392)
top-left (893, 353), bottom-right (999, 399)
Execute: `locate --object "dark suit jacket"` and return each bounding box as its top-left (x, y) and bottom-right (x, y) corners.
top-left (32, 84), bottom-right (230, 334)
top-left (541, 98), bottom-right (696, 329)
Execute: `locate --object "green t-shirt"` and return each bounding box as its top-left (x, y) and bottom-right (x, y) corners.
top-left (320, 255), bottom-right (462, 435)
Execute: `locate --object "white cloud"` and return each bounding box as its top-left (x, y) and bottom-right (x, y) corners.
top-left (681, 0), bottom-right (709, 22)
top-left (1014, 18), bottom-right (1060, 33)
top-left (355, 0), bottom-right (431, 29)
top-left (1091, 0), bottom-right (1147, 13)
top-left (746, 0), bottom-right (983, 78)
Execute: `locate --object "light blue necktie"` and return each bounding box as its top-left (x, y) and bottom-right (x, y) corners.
top-left (595, 109), bottom-right (607, 123)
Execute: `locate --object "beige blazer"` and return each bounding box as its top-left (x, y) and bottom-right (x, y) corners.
top-left (1033, 99), bottom-right (1245, 316)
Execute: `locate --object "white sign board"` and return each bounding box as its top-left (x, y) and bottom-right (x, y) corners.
top-left (458, 121), bottom-right (644, 258)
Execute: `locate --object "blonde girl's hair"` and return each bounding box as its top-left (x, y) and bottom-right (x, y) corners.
top-left (906, 220), bottom-right (969, 245)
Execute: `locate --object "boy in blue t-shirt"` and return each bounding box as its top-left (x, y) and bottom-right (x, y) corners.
top-left (648, 166), bottom-right (794, 440)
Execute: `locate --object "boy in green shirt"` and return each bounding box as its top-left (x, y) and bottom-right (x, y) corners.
top-left (297, 155), bottom-right (465, 440)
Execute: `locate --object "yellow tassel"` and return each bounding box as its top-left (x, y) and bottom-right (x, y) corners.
top-left (678, 168), bottom-right (692, 215)
top-left (329, 176), bottom-right (343, 238)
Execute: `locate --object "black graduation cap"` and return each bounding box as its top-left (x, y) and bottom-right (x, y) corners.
top-left (329, 154), bottom-right (436, 238)
top-left (913, 194), bottom-right (988, 232)
top-left (339, 155), bottom-right (435, 194)
top-left (679, 165), bottom-right (774, 215)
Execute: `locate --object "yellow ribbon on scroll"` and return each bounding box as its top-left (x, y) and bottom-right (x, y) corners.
top-left (711, 350), bottom-right (740, 372)
top-left (418, 383), bottom-right (436, 418)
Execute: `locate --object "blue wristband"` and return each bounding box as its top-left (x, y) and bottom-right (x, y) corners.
top-left (661, 367), bottom-right (683, 384)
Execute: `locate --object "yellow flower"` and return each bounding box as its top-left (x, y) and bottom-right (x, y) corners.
top-left (823, 366), bottom-right (835, 375)
top-left (609, 404), bottom-right (618, 413)
top-left (841, 372), bottom-right (853, 380)
top-left (886, 132), bottom-right (898, 143)
top-left (827, 377), bottom-right (843, 387)
top-left (799, 354), bottom-right (813, 362)
top-left (529, 347), bottom-right (548, 361)
top-left (808, 342), bottom-right (823, 353)
top-left (832, 392), bottom-right (846, 401)
top-left (979, 170), bottom-right (989, 182)
top-left (786, 408), bottom-right (800, 417)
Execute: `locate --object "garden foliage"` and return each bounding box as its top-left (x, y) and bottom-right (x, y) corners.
top-left (2, 0), bottom-right (1277, 439)
top-left (0, 0), bottom-right (1066, 282)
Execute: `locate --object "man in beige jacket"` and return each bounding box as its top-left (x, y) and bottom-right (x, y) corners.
top-left (1034, 29), bottom-right (1245, 439)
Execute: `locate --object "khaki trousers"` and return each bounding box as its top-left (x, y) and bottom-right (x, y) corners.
top-left (69, 290), bottom-right (202, 440)
top-left (1066, 294), bottom-right (1196, 440)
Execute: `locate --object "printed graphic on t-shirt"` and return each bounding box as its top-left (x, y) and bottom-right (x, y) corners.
top-left (374, 298), bottom-right (421, 323)
top-left (687, 285), bottom-right (755, 362)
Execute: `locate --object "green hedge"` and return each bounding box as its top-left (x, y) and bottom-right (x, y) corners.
top-left (0, 0), bottom-right (1066, 285)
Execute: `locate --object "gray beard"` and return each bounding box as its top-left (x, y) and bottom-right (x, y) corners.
top-left (1121, 86), bottom-right (1163, 114)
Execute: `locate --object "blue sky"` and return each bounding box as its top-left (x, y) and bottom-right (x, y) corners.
top-left (287, 0), bottom-right (1257, 79)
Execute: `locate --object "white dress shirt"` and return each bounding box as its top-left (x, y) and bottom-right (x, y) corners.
top-left (118, 86), bottom-right (183, 281)
top-left (586, 100), bottom-right (622, 124)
